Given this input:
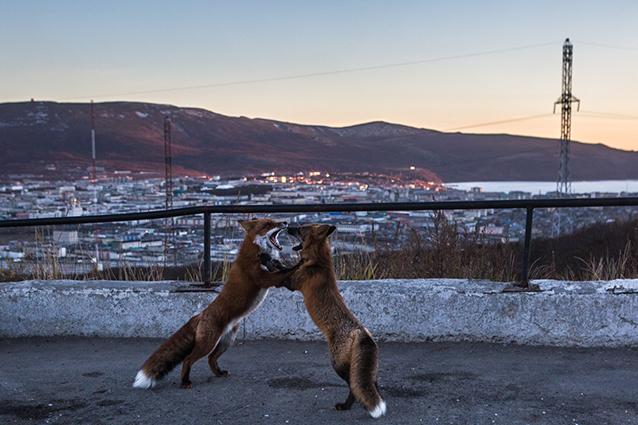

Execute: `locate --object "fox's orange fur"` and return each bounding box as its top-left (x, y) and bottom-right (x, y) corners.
top-left (133, 218), bottom-right (297, 389)
top-left (281, 224), bottom-right (386, 418)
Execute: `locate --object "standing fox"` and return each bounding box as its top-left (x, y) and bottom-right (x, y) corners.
top-left (133, 218), bottom-right (296, 389)
top-left (277, 224), bottom-right (387, 418)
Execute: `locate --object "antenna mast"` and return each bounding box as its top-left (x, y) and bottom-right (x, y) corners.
top-left (163, 115), bottom-right (175, 265)
top-left (90, 100), bottom-right (97, 184)
top-left (89, 100), bottom-right (100, 272)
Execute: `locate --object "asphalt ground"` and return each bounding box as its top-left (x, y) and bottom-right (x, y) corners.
top-left (0, 338), bottom-right (637, 425)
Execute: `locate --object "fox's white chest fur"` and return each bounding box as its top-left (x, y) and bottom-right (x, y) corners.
top-left (246, 288), bottom-right (269, 317)
top-left (226, 288), bottom-right (269, 334)
top-left (222, 229), bottom-right (277, 332)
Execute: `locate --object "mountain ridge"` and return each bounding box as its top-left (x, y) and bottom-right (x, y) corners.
top-left (1, 100), bottom-right (637, 182)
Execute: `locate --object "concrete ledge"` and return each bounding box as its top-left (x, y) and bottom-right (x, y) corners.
top-left (1, 279), bottom-right (637, 346)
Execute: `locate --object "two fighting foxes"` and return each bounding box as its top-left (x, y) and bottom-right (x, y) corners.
top-left (133, 219), bottom-right (386, 418)
top-left (279, 224), bottom-right (386, 418)
top-left (133, 218), bottom-right (295, 389)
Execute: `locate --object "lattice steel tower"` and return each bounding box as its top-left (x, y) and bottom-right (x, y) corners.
top-left (163, 115), bottom-right (173, 210)
top-left (553, 38), bottom-right (580, 196)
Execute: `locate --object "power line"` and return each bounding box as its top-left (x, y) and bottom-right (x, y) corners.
top-left (578, 110), bottom-right (638, 120)
top-left (445, 109), bottom-right (638, 133)
top-left (60, 41), bottom-right (558, 101)
top-left (446, 113), bottom-right (554, 131)
top-left (576, 40), bottom-right (638, 51)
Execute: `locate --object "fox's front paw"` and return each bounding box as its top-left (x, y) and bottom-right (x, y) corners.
top-left (180, 381), bottom-right (193, 389)
top-left (335, 402), bottom-right (352, 411)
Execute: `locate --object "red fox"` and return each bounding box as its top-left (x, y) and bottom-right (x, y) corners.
top-left (133, 218), bottom-right (296, 389)
top-left (278, 224), bottom-right (386, 418)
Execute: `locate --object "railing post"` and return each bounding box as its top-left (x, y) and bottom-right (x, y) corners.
top-left (203, 212), bottom-right (211, 287)
top-left (520, 207), bottom-right (534, 286)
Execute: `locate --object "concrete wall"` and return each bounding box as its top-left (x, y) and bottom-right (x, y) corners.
top-left (1, 279), bottom-right (637, 346)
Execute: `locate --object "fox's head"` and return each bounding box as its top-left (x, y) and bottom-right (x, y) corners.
top-left (286, 224), bottom-right (336, 265)
top-left (238, 218), bottom-right (287, 272)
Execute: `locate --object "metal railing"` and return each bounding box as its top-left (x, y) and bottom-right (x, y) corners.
top-left (1, 197), bottom-right (637, 288)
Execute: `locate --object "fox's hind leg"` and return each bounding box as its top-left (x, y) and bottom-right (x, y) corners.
top-left (335, 391), bottom-right (356, 411)
top-left (333, 361), bottom-right (355, 410)
top-left (180, 325), bottom-right (223, 388)
top-left (208, 323), bottom-right (239, 377)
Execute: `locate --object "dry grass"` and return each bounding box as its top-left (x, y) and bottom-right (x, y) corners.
top-left (335, 214), bottom-right (638, 282)
top-left (335, 212), bottom-right (520, 281)
top-left (2, 216), bottom-right (637, 283)
top-left (0, 256), bottom-right (232, 284)
top-left (576, 241), bottom-right (634, 280)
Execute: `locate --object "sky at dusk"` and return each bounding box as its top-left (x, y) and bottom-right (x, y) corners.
top-left (1, 0), bottom-right (637, 150)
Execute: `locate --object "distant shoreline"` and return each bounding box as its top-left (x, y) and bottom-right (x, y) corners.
top-left (444, 180), bottom-right (638, 194)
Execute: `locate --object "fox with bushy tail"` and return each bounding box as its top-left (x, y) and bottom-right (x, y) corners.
top-left (133, 218), bottom-right (297, 389)
top-left (279, 224), bottom-right (386, 418)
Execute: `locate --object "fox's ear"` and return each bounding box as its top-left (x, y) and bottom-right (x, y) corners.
top-left (238, 219), bottom-right (258, 232)
top-left (317, 224), bottom-right (337, 239)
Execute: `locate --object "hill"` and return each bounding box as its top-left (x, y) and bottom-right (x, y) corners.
top-left (1, 101), bottom-right (637, 181)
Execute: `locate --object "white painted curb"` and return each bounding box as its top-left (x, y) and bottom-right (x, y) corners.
top-left (1, 279), bottom-right (637, 347)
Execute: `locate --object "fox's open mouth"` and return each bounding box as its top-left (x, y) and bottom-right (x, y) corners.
top-left (269, 228), bottom-right (283, 250)
top-left (285, 226), bottom-right (303, 251)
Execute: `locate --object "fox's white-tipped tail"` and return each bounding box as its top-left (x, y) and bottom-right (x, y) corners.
top-left (132, 370), bottom-right (156, 389)
top-left (369, 400), bottom-right (387, 419)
